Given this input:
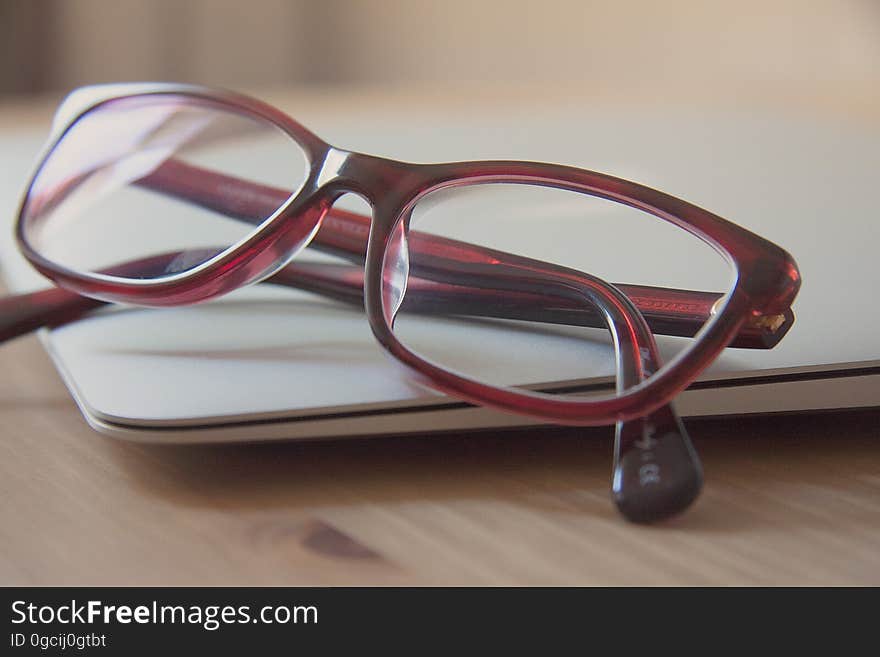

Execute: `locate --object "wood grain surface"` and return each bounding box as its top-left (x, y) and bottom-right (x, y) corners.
top-left (0, 333), bottom-right (878, 586)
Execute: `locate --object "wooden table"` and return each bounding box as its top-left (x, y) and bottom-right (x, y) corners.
top-left (1, 332), bottom-right (878, 586)
top-left (0, 86), bottom-right (878, 586)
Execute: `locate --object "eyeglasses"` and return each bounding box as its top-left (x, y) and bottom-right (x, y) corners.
top-left (6, 83), bottom-right (801, 523)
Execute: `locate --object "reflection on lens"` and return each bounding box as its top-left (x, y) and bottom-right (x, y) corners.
top-left (383, 182), bottom-right (734, 392)
top-left (21, 95), bottom-right (309, 280)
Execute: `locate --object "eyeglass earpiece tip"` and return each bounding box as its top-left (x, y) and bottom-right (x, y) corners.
top-left (612, 421), bottom-right (703, 524)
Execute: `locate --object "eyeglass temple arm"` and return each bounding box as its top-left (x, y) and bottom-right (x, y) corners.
top-left (136, 159), bottom-right (790, 349)
top-left (0, 259), bottom-right (719, 344)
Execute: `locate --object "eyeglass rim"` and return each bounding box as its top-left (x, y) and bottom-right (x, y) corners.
top-left (357, 167), bottom-right (796, 423)
top-left (14, 83), bottom-right (801, 424)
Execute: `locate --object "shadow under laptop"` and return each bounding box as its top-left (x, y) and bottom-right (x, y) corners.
top-left (104, 409), bottom-right (880, 538)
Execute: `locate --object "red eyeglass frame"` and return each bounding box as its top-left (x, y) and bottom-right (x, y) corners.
top-left (10, 84), bottom-right (801, 522)
top-left (15, 83), bottom-right (801, 426)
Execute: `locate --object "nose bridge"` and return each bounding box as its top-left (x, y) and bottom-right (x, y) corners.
top-left (314, 146), bottom-right (351, 190)
top-left (315, 147), bottom-right (420, 209)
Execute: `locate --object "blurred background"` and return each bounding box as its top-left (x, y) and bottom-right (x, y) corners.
top-left (1, 0), bottom-right (878, 99)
